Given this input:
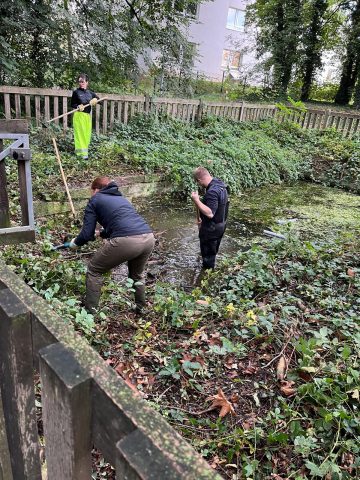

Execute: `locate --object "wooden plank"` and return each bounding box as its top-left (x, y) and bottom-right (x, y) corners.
top-left (186, 103), bottom-right (192, 122)
top-left (0, 120), bottom-right (29, 133)
top-left (44, 96), bottom-right (50, 121)
top-left (14, 94), bottom-right (21, 118)
top-left (123, 102), bottom-right (128, 125)
top-left (0, 263), bottom-right (222, 480)
top-left (130, 101), bottom-right (135, 120)
top-left (53, 97), bottom-right (59, 125)
top-left (0, 389), bottom-right (14, 480)
top-left (110, 101), bottom-right (115, 130)
top-left (95, 104), bottom-right (100, 135)
top-left (0, 86), bottom-right (71, 96)
top-left (0, 139), bottom-right (10, 229)
top-left (305, 112), bottom-right (312, 129)
top-left (117, 101), bottom-right (122, 123)
top-left (62, 97), bottom-right (68, 130)
top-left (0, 289), bottom-right (41, 479)
top-left (4, 94), bottom-right (11, 119)
top-left (346, 117), bottom-right (354, 137)
top-left (102, 100), bottom-right (108, 134)
top-left (239, 102), bottom-right (245, 122)
top-left (39, 343), bottom-right (92, 480)
top-left (17, 160), bottom-right (30, 226)
top-left (25, 95), bottom-right (31, 121)
top-left (334, 115), bottom-right (342, 131)
top-left (351, 118), bottom-right (360, 137)
top-left (144, 95), bottom-right (150, 114)
top-left (166, 102), bottom-right (172, 117)
top-left (0, 227), bottom-right (35, 245)
top-left (137, 100), bottom-right (143, 114)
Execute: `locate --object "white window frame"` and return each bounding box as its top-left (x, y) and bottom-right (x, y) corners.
top-left (221, 49), bottom-right (242, 70)
top-left (226, 7), bottom-right (245, 31)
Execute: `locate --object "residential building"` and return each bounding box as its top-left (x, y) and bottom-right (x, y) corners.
top-left (188, 0), bottom-right (257, 82)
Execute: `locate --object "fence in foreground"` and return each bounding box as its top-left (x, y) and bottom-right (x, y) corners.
top-left (0, 260), bottom-right (222, 480)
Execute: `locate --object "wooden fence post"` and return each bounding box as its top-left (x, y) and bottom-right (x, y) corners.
top-left (0, 390), bottom-right (13, 480)
top-left (116, 429), bottom-right (184, 479)
top-left (239, 101), bottom-right (245, 122)
top-left (0, 140), bottom-right (10, 228)
top-left (196, 99), bottom-right (204, 122)
top-left (0, 288), bottom-right (41, 480)
top-left (39, 342), bottom-right (92, 480)
top-left (144, 94), bottom-right (151, 114)
top-left (322, 109), bottom-right (331, 129)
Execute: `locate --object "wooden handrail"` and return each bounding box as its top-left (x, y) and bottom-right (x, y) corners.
top-left (0, 260), bottom-right (223, 479)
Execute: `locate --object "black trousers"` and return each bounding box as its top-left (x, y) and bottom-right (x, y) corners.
top-left (199, 223), bottom-right (225, 269)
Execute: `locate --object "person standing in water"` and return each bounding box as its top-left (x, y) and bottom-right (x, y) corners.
top-left (191, 167), bottom-right (229, 270)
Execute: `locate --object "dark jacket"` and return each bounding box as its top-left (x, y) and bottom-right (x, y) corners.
top-left (71, 88), bottom-right (99, 114)
top-left (75, 182), bottom-right (152, 246)
top-left (200, 178), bottom-right (229, 235)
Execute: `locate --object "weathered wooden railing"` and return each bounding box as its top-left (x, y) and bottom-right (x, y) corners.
top-left (0, 86), bottom-right (275, 133)
top-left (1, 85), bottom-right (360, 137)
top-left (0, 260), bottom-right (222, 480)
top-left (275, 107), bottom-right (360, 138)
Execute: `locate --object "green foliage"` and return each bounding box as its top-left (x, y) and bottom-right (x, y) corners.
top-left (153, 233), bottom-right (360, 478)
top-left (1, 0), bottom-right (203, 89)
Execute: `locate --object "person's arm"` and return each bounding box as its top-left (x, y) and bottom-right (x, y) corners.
top-left (72, 202), bottom-right (98, 247)
top-left (191, 192), bottom-right (214, 218)
top-left (71, 90), bottom-right (79, 109)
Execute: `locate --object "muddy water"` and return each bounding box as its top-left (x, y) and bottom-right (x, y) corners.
top-left (132, 182), bottom-right (360, 286)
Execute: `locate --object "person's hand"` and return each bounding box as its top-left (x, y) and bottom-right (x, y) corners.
top-left (69, 238), bottom-right (78, 249)
top-left (191, 191), bottom-right (200, 203)
top-left (89, 98), bottom-right (98, 106)
top-left (78, 104), bottom-right (85, 111)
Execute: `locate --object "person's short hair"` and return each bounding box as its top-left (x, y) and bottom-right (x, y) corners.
top-left (78, 73), bottom-right (89, 82)
top-left (193, 167), bottom-right (210, 181)
top-left (91, 176), bottom-right (111, 190)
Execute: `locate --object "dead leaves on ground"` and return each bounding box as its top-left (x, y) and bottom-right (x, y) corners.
top-left (276, 355), bottom-right (287, 381)
top-left (206, 388), bottom-right (236, 418)
top-left (113, 361), bottom-right (155, 397)
top-left (276, 355), bottom-right (297, 397)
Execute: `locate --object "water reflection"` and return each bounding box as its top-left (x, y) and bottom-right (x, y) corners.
top-left (132, 182), bottom-right (360, 286)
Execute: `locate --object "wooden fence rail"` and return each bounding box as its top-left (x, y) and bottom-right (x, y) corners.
top-left (0, 260), bottom-right (222, 480)
top-left (1, 85), bottom-right (360, 137)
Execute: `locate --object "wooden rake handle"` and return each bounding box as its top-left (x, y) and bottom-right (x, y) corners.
top-left (47, 97), bottom-right (108, 123)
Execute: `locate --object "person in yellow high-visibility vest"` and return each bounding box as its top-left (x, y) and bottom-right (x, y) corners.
top-left (71, 73), bottom-right (99, 161)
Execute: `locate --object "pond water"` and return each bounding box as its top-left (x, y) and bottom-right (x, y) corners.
top-left (133, 182), bottom-right (360, 287)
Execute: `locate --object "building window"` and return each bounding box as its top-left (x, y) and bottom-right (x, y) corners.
top-left (226, 7), bottom-right (245, 31)
top-left (221, 49), bottom-right (241, 70)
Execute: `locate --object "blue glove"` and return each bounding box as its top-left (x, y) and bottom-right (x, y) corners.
top-left (69, 238), bottom-right (78, 249)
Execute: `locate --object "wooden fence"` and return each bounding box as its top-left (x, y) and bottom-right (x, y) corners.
top-left (0, 260), bottom-right (222, 480)
top-left (1, 85), bottom-right (360, 137)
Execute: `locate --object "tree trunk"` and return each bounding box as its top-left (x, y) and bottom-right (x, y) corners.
top-left (334, 51), bottom-right (357, 105)
top-left (334, 0), bottom-right (360, 105)
top-left (300, 0), bottom-right (328, 101)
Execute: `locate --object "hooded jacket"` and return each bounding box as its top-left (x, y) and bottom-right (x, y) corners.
top-left (75, 182), bottom-right (152, 246)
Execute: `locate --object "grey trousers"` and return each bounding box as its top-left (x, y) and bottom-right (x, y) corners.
top-left (85, 233), bottom-right (155, 311)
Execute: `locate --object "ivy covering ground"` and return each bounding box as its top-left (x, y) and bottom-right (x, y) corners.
top-left (1, 116), bottom-right (360, 479)
top-left (25, 114), bottom-right (360, 200)
top-left (2, 226), bottom-right (359, 479)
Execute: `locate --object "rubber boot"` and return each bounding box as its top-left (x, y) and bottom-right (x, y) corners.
top-left (134, 284), bottom-right (146, 314)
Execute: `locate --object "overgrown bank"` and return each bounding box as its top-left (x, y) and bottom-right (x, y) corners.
top-left (1, 226), bottom-right (359, 479)
top-left (2, 117), bottom-right (360, 479)
top-left (27, 115), bottom-right (360, 199)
